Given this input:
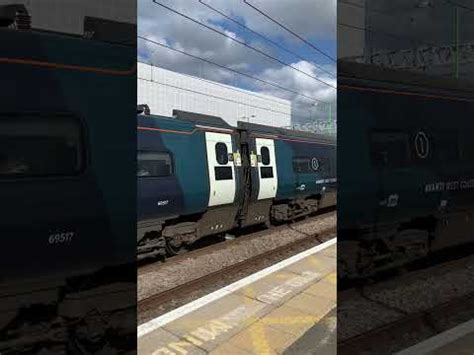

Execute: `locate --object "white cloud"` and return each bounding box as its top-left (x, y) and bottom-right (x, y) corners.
top-left (235, 0), bottom-right (336, 42)
top-left (138, 0), bottom-right (336, 123)
top-left (257, 60), bottom-right (336, 123)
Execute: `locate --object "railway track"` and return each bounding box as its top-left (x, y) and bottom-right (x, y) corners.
top-left (138, 208), bottom-right (336, 275)
top-left (138, 215), bottom-right (336, 318)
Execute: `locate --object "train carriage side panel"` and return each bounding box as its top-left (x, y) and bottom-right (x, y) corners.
top-left (137, 115), bottom-right (209, 222)
top-left (238, 121), bottom-right (336, 226)
top-left (273, 139), bottom-right (296, 201)
top-left (137, 120), bottom-right (185, 222)
top-left (137, 112), bottom-right (242, 250)
top-left (0, 28), bottom-right (136, 278)
top-left (167, 110), bottom-right (241, 235)
top-left (310, 141), bottom-right (337, 208)
top-left (338, 62), bottom-right (474, 278)
top-left (272, 137), bottom-right (336, 221)
top-left (338, 85), bottom-right (379, 233)
top-left (275, 138), bottom-right (336, 201)
top-left (339, 64), bottom-right (474, 238)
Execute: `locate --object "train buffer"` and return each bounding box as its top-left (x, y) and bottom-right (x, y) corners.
top-left (138, 238), bottom-right (336, 354)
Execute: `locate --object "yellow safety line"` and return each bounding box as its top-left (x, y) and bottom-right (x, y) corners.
top-left (144, 249), bottom-right (337, 355)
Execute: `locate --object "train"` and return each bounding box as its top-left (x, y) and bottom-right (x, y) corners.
top-left (0, 9), bottom-right (136, 279)
top-left (0, 6), bottom-right (136, 353)
top-left (338, 61), bottom-right (474, 279)
top-left (137, 109), bottom-right (337, 259)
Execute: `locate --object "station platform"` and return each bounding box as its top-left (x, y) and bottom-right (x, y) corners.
top-left (138, 238), bottom-right (337, 354)
top-left (397, 319), bottom-right (474, 355)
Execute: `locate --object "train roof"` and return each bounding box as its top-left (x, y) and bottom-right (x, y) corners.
top-left (339, 61), bottom-right (474, 99)
top-left (172, 110), bottom-right (233, 129)
top-left (238, 121), bottom-right (336, 145)
top-left (0, 4), bottom-right (135, 47)
top-left (1, 27), bottom-right (136, 76)
top-left (138, 110), bottom-right (336, 144)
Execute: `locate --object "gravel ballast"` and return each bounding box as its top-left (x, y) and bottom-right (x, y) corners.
top-left (138, 212), bottom-right (336, 301)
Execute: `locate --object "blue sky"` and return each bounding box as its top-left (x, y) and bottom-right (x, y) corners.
top-left (138, 0), bottom-right (337, 122)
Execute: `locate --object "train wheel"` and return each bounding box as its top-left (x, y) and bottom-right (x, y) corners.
top-left (165, 238), bottom-right (186, 256)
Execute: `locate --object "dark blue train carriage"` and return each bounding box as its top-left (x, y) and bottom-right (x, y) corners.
top-left (137, 109), bottom-right (336, 259)
top-left (238, 121), bottom-right (336, 227)
top-left (0, 9), bottom-right (136, 279)
top-left (338, 61), bottom-right (474, 278)
top-left (137, 110), bottom-right (242, 257)
top-left (0, 7), bottom-right (137, 353)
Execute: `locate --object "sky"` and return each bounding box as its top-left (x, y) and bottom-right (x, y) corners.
top-left (137, 0), bottom-right (337, 124)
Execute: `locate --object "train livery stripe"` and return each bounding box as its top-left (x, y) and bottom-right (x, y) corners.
top-left (251, 134), bottom-right (335, 146)
top-left (339, 84), bottom-right (474, 103)
top-left (137, 126), bottom-right (197, 135)
top-left (138, 125), bottom-right (332, 148)
top-left (137, 126), bottom-right (235, 136)
top-left (0, 57), bottom-right (136, 75)
top-left (278, 136), bottom-right (336, 146)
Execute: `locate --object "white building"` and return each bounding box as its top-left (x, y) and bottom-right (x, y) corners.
top-left (137, 62), bottom-right (292, 128)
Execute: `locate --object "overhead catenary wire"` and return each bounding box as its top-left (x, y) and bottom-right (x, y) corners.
top-left (151, 0), bottom-right (336, 89)
top-left (243, 0), bottom-right (336, 63)
top-left (138, 35), bottom-right (330, 104)
top-left (198, 0), bottom-right (336, 78)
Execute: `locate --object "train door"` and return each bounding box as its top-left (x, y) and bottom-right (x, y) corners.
top-left (205, 132), bottom-right (236, 207)
top-left (255, 138), bottom-right (278, 200)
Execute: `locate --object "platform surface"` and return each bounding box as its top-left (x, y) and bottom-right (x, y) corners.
top-left (138, 238), bottom-right (336, 354)
top-left (396, 319), bottom-right (474, 355)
